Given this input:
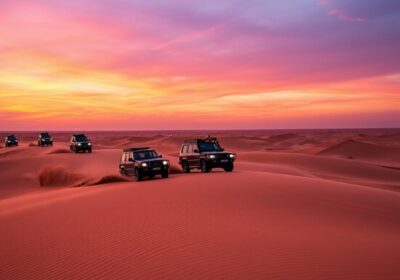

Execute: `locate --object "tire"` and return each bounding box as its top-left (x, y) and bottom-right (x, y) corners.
top-left (161, 170), bottom-right (169, 178)
top-left (223, 163), bottom-right (234, 172)
top-left (200, 160), bottom-right (210, 173)
top-left (38, 141), bottom-right (41, 147)
top-left (88, 148), bottom-right (92, 153)
top-left (135, 168), bottom-right (143, 182)
top-left (182, 162), bottom-right (191, 173)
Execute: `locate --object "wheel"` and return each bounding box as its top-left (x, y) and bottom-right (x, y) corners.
top-left (88, 148), bottom-right (92, 153)
top-left (50, 143), bottom-right (53, 146)
top-left (223, 163), bottom-right (234, 172)
top-left (38, 141), bottom-right (41, 147)
top-left (161, 170), bottom-right (169, 178)
top-left (135, 168), bottom-right (143, 182)
top-left (182, 162), bottom-right (191, 173)
top-left (200, 160), bottom-right (210, 173)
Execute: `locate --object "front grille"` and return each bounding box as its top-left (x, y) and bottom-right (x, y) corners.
top-left (149, 161), bottom-right (163, 168)
top-left (216, 154), bottom-right (229, 159)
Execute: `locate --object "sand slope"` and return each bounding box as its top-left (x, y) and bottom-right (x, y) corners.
top-left (0, 130), bottom-right (400, 279)
top-left (1, 172), bottom-right (400, 280)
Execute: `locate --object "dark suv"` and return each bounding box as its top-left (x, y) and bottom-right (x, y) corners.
top-left (69, 134), bottom-right (92, 153)
top-left (38, 132), bottom-right (53, 146)
top-left (119, 147), bottom-right (169, 181)
top-left (4, 135), bottom-right (18, 147)
top-left (179, 136), bottom-right (236, 173)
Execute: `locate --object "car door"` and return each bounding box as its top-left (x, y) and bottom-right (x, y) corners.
top-left (69, 137), bottom-right (75, 150)
top-left (189, 144), bottom-right (201, 167)
top-left (125, 152), bottom-right (136, 175)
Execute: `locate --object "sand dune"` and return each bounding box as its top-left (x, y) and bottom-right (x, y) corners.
top-left (0, 129), bottom-right (399, 279)
top-left (318, 139), bottom-right (400, 167)
top-left (1, 172), bottom-right (399, 280)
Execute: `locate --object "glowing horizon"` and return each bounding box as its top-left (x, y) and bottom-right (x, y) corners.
top-left (0, 0), bottom-right (399, 130)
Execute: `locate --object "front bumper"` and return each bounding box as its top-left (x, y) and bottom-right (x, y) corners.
top-left (76, 145), bottom-right (91, 150)
top-left (6, 142), bottom-right (18, 146)
top-left (206, 158), bottom-right (234, 167)
top-left (140, 165), bottom-right (169, 175)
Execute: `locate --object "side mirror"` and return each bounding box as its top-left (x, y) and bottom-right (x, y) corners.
top-left (129, 158), bottom-right (134, 162)
top-left (221, 148), bottom-right (225, 151)
top-left (159, 154), bottom-right (163, 158)
top-left (194, 149), bottom-right (199, 153)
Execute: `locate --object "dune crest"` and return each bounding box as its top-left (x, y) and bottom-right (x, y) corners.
top-left (47, 148), bottom-right (72, 154)
top-left (91, 175), bottom-right (131, 185)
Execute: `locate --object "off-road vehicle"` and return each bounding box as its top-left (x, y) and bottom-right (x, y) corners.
top-left (4, 135), bottom-right (18, 147)
top-left (119, 147), bottom-right (170, 181)
top-left (179, 136), bottom-right (236, 173)
top-left (69, 134), bottom-right (92, 153)
top-left (38, 132), bottom-right (53, 146)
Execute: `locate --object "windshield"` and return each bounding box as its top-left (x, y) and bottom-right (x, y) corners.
top-left (198, 141), bottom-right (222, 152)
top-left (41, 133), bottom-right (51, 138)
top-left (75, 135), bottom-right (88, 142)
top-left (134, 150), bottom-right (159, 160)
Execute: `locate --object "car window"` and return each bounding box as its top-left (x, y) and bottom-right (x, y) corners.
top-left (198, 142), bottom-right (222, 152)
top-left (134, 150), bottom-right (159, 160)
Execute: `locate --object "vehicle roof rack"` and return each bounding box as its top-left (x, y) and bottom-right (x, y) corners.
top-left (123, 147), bottom-right (150, 152)
top-left (183, 136), bottom-right (218, 143)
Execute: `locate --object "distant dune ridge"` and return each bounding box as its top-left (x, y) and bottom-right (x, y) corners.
top-left (0, 129), bottom-right (400, 279)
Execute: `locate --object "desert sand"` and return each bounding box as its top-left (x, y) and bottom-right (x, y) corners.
top-left (0, 129), bottom-right (399, 279)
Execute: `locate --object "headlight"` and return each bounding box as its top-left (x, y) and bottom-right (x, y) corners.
top-left (208, 155), bottom-right (216, 159)
top-left (88, 143), bottom-right (92, 146)
top-left (229, 154), bottom-right (235, 158)
top-left (163, 160), bottom-right (168, 165)
top-left (141, 163), bottom-right (148, 167)
top-left (7, 140), bottom-right (11, 142)
top-left (77, 143), bottom-right (82, 146)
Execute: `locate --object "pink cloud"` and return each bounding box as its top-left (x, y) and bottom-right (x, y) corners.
top-left (327, 7), bottom-right (365, 22)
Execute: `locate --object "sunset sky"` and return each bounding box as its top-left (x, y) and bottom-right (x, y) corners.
top-left (0, 0), bottom-right (399, 130)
